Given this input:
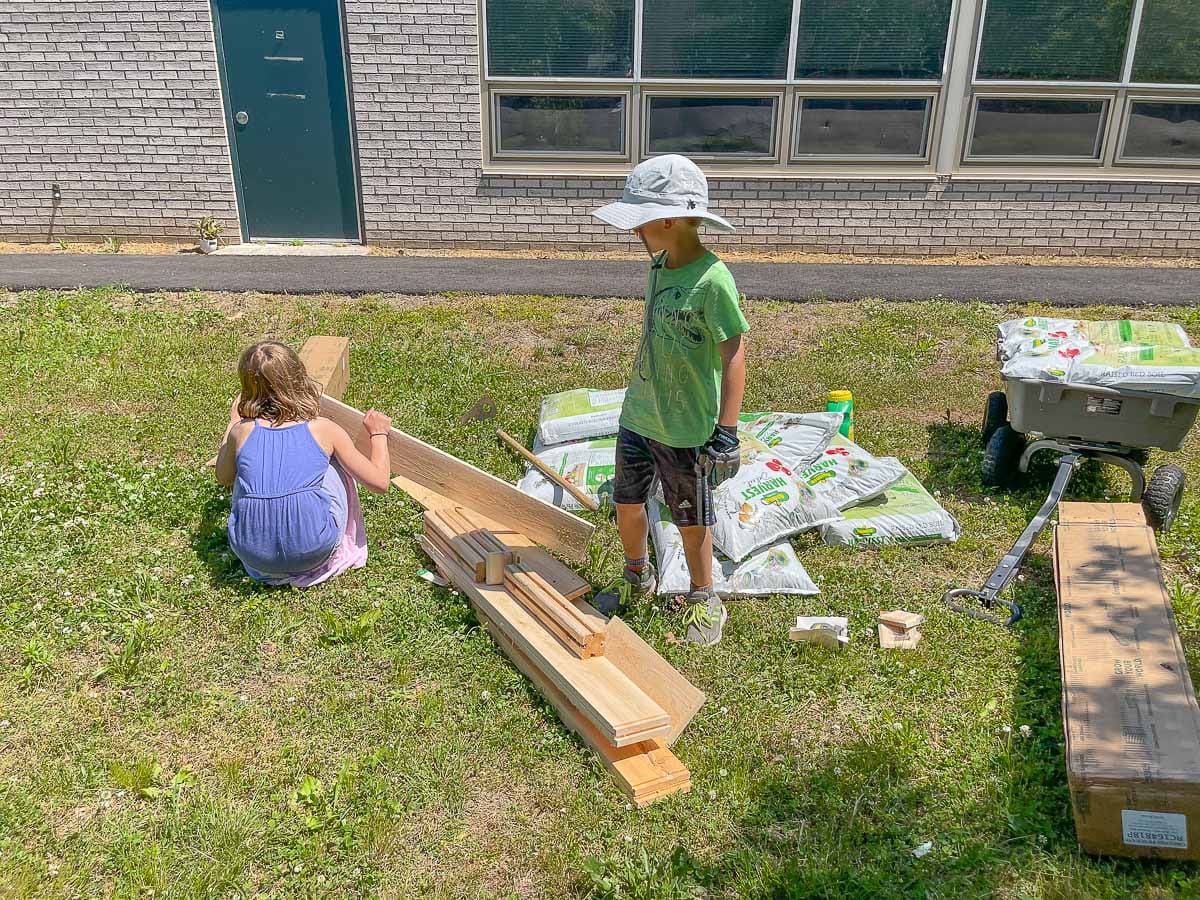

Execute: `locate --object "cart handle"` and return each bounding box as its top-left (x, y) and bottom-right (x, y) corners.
top-left (943, 588), bottom-right (1022, 627)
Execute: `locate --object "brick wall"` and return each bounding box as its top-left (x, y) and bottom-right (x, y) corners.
top-left (2, 0), bottom-right (1198, 256)
top-left (0, 1), bottom-right (239, 243)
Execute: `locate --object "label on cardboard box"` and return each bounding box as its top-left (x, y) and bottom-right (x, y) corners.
top-left (1121, 810), bottom-right (1188, 849)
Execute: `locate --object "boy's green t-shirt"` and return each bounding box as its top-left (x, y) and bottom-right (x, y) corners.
top-left (619, 250), bottom-right (750, 449)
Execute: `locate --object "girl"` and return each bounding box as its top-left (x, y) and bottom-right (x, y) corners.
top-left (214, 341), bottom-right (392, 585)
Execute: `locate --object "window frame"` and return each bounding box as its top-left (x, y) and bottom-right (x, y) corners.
top-left (962, 91), bottom-right (1111, 164)
top-left (640, 89), bottom-right (785, 162)
top-left (790, 91), bottom-right (937, 162)
top-left (1116, 92), bottom-right (1200, 167)
top-left (489, 87), bottom-right (634, 161)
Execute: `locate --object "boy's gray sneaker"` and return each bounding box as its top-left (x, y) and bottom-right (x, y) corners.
top-left (623, 561), bottom-right (657, 595)
top-left (683, 588), bottom-right (727, 646)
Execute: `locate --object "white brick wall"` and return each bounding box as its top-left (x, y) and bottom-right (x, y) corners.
top-left (0, 0), bottom-right (239, 242)
top-left (2, 0), bottom-right (1198, 257)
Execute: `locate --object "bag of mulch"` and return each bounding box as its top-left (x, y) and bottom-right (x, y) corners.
top-left (736, 411), bottom-right (843, 469)
top-left (795, 435), bottom-right (907, 510)
top-left (649, 499), bottom-right (818, 597)
top-left (707, 452), bottom-right (842, 562)
top-left (516, 436), bottom-right (616, 510)
top-left (821, 470), bottom-right (960, 548)
top-left (537, 388), bottom-right (625, 446)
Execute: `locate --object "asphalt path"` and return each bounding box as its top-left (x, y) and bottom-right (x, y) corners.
top-left (3, 253), bottom-right (1199, 304)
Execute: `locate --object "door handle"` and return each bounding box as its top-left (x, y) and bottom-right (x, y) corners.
top-left (235, 110), bottom-right (249, 125)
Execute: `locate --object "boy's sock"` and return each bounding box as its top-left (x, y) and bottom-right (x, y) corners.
top-left (683, 585), bottom-right (727, 647)
top-left (622, 556), bottom-right (657, 594)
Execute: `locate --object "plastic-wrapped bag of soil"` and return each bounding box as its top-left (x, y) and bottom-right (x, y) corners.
top-left (649, 498), bottom-right (818, 597)
top-left (736, 411), bottom-right (843, 469)
top-left (516, 436), bottom-right (615, 510)
top-left (795, 435), bottom-right (907, 510)
top-left (821, 470), bottom-right (960, 548)
top-left (537, 388), bottom-right (625, 446)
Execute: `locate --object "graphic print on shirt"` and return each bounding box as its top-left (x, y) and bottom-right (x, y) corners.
top-left (634, 281), bottom-right (707, 419)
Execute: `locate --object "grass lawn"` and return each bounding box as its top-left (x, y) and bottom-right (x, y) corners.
top-left (2, 286), bottom-right (1200, 899)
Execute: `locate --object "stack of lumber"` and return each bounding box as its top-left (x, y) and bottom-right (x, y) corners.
top-left (292, 337), bottom-right (703, 805)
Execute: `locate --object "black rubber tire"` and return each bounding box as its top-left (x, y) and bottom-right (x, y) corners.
top-left (981, 391), bottom-right (1008, 447)
top-left (982, 425), bottom-right (1026, 489)
top-left (1142, 464), bottom-right (1186, 533)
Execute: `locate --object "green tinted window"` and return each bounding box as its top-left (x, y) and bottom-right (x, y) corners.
top-left (794, 0), bottom-right (953, 79)
top-left (486, 0), bottom-right (633, 78)
top-left (1132, 0), bottom-right (1200, 84)
top-left (641, 0), bottom-right (792, 78)
top-left (976, 0), bottom-right (1134, 81)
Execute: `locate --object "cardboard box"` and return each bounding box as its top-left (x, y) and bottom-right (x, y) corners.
top-left (1054, 502), bottom-right (1200, 860)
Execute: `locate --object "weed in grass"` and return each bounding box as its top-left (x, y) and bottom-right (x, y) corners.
top-left (109, 758), bottom-right (196, 801)
top-left (17, 636), bottom-right (54, 690)
top-left (582, 847), bottom-right (705, 900)
top-left (92, 619), bottom-right (157, 683)
top-left (317, 607), bottom-right (381, 646)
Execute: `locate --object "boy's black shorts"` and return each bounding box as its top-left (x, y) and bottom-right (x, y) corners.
top-left (613, 427), bottom-right (715, 528)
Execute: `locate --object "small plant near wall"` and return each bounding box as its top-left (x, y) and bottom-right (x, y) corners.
top-left (197, 216), bottom-right (223, 254)
top-left (101, 236), bottom-right (123, 254)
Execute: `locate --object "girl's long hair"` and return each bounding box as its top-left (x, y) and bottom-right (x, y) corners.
top-left (236, 341), bottom-right (321, 423)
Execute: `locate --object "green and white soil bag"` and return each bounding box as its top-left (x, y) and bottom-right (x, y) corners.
top-left (649, 499), bottom-right (818, 597)
top-left (537, 388), bottom-right (625, 446)
top-left (708, 453), bottom-right (842, 562)
top-left (736, 411), bottom-right (843, 469)
top-left (998, 317), bottom-right (1190, 361)
top-left (1068, 345), bottom-right (1200, 399)
top-left (796, 435), bottom-right (907, 511)
top-left (516, 437), bottom-right (616, 510)
top-left (821, 470), bottom-right (960, 548)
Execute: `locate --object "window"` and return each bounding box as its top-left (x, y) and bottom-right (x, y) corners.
top-left (794, 97), bottom-right (931, 157)
top-left (794, 0), bottom-right (953, 79)
top-left (1131, 0), bottom-right (1200, 85)
top-left (967, 98), bottom-right (1107, 159)
top-left (486, 0), bottom-right (634, 78)
top-left (1120, 101), bottom-right (1200, 162)
top-left (494, 95), bottom-right (627, 156)
top-left (645, 96), bottom-right (779, 157)
top-left (975, 0), bottom-right (1134, 82)
top-left (641, 0), bottom-right (792, 79)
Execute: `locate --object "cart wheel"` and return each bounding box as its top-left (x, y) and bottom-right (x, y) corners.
top-left (1142, 464), bottom-right (1186, 533)
top-left (981, 391), bottom-right (1008, 447)
top-left (982, 425), bottom-right (1026, 489)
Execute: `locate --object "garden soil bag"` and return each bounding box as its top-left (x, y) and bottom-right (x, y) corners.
top-left (649, 499), bottom-right (818, 597)
top-left (537, 388), bottom-right (625, 446)
top-left (821, 469), bottom-right (960, 548)
top-left (516, 436), bottom-right (616, 510)
top-left (795, 435), bottom-right (907, 511)
top-left (998, 318), bottom-right (1191, 361)
top-left (707, 452), bottom-right (842, 562)
top-left (736, 411), bottom-right (843, 469)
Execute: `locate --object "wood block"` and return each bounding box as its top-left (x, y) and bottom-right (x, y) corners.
top-left (418, 537), bottom-right (670, 746)
top-left (319, 395), bottom-right (594, 561)
top-left (395, 475), bottom-right (590, 601)
top-left (601, 617), bottom-right (705, 748)
top-left (879, 610), bottom-right (924, 632)
top-left (298, 336), bottom-right (350, 401)
top-left (878, 622), bottom-right (923, 650)
top-left (485, 551), bottom-right (507, 586)
top-left (504, 565), bottom-right (605, 659)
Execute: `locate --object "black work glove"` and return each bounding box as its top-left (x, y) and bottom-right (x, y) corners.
top-left (703, 424), bottom-right (741, 487)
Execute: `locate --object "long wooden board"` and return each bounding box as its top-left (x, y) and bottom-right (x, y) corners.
top-left (320, 395), bottom-right (594, 562)
top-left (394, 474), bottom-right (591, 601)
top-left (419, 537), bottom-right (669, 746)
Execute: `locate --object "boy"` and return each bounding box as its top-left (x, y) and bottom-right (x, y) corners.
top-left (592, 154), bottom-right (749, 646)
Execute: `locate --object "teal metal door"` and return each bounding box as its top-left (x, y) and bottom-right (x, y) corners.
top-left (212, 0), bottom-right (360, 240)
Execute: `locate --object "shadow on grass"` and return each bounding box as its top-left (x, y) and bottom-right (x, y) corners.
top-left (189, 485), bottom-right (271, 596)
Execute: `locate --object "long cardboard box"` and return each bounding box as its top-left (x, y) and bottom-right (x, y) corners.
top-left (1054, 502), bottom-right (1200, 860)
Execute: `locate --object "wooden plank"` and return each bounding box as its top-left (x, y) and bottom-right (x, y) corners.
top-left (509, 566), bottom-right (596, 643)
top-left (417, 537), bottom-right (669, 746)
top-left (298, 336), bottom-right (350, 401)
top-left (321, 395), bottom-right (594, 562)
top-left (504, 566), bottom-right (604, 660)
top-left (394, 474), bottom-right (591, 601)
top-left (601, 617), bottom-right (705, 748)
top-left (424, 510), bottom-right (486, 581)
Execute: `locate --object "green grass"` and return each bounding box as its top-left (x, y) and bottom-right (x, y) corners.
top-left (1, 287), bottom-right (1199, 898)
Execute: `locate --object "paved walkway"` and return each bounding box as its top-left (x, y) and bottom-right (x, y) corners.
top-left (3, 252), bottom-right (1199, 305)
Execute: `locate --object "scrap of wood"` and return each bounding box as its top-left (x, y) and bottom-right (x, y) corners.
top-left (424, 510), bottom-right (487, 581)
top-left (396, 474), bottom-right (590, 601)
top-left (320, 395), bottom-right (594, 562)
top-left (877, 622), bottom-right (923, 650)
top-left (879, 610), bottom-right (924, 632)
top-left (601, 617), bottom-right (705, 748)
top-left (504, 564), bottom-right (606, 660)
top-left (485, 551), bottom-right (507, 586)
top-left (298, 336), bottom-right (349, 401)
top-left (418, 537), bottom-right (670, 747)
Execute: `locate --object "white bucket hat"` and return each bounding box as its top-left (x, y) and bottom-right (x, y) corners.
top-left (592, 154), bottom-right (735, 233)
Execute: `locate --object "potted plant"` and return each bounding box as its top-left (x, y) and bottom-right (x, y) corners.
top-left (197, 216), bottom-right (223, 254)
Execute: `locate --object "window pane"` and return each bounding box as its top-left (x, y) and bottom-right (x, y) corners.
top-left (968, 98), bottom-right (1106, 158)
top-left (976, 0), bottom-right (1133, 81)
top-left (641, 0), bottom-right (792, 78)
top-left (496, 95), bottom-right (625, 154)
top-left (646, 97), bottom-right (776, 156)
top-left (1122, 102), bottom-right (1200, 161)
top-left (794, 0), bottom-right (953, 79)
top-left (486, 0), bottom-right (633, 78)
top-left (1132, 0), bottom-right (1200, 84)
top-left (795, 98), bottom-right (929, 156)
